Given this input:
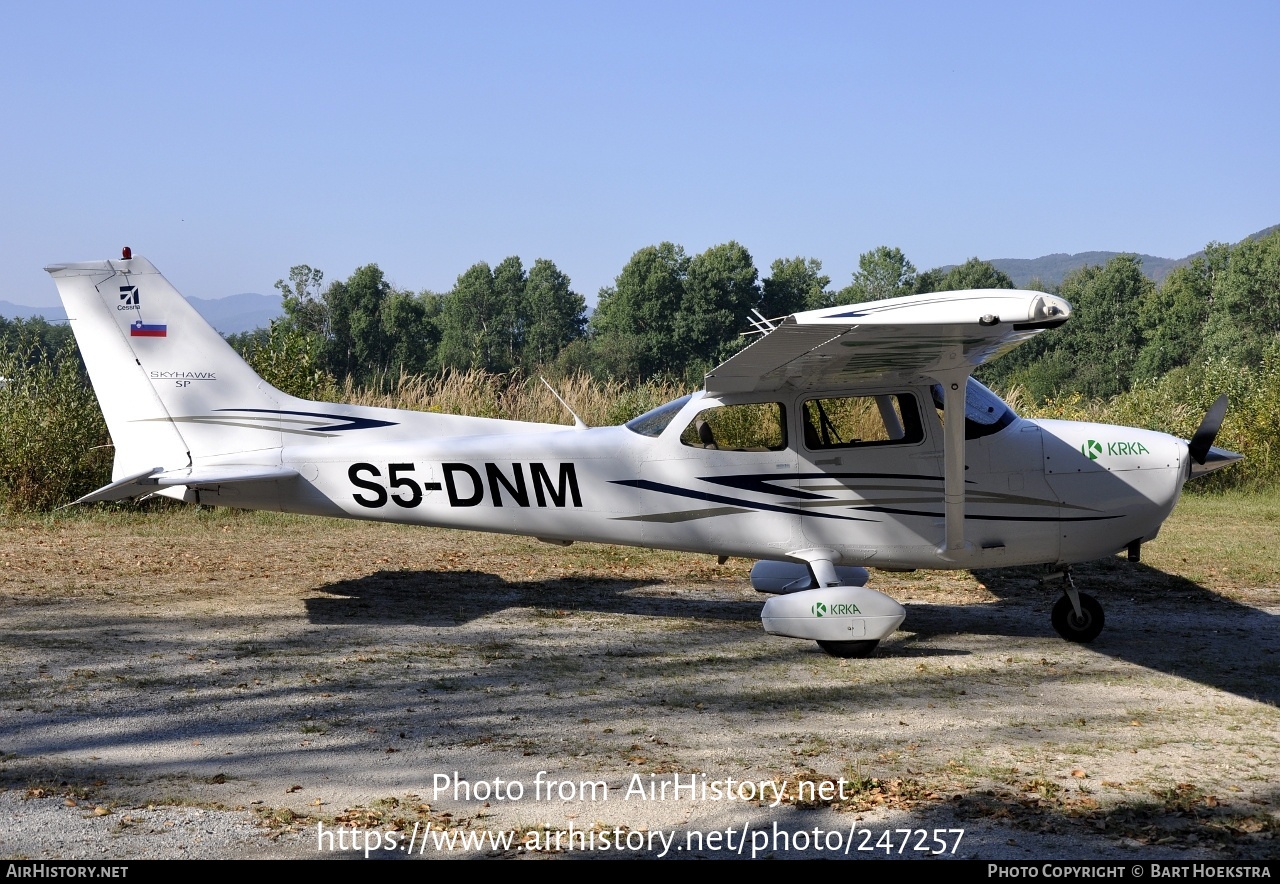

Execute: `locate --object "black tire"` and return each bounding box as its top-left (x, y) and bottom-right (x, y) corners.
top-left (816, 640), bottom-right (879, 658)
top-left (1051, 592), bottom-right (1105, 643)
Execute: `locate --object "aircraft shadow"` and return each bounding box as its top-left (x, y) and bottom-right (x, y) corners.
top-left (305, 556), bottom-right (1279, 706)
top-left (970, 558), bottom-right (1280, 707)
top-left (304, 569), bottom-right (763, 628)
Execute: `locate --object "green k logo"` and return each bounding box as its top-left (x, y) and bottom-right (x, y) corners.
top-left (1082, 439), bottom-right (1102, 460)
top-left (811, 601), bottom-right (826, 618)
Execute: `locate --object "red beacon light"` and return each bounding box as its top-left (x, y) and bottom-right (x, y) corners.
top-left (121, 246), bottom-right (132, 260)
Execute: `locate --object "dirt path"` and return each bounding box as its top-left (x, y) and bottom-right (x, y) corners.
top-left (1, 511), bottom-right (1277, 859)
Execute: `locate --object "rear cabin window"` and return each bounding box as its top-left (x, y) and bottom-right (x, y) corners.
top-left (680, 402), bottom-right (787, 452)
top-left (801, 393), bottom-right (924, 450)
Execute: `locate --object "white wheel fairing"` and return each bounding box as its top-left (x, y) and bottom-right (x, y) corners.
top-left (761, 586), bottom-right (905, 643)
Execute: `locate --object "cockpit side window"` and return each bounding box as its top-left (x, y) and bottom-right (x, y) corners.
top-left (930, 378), bottom-right (1017, 440)
top-left (801, 393), bottom-right (924, 450)
top-left (680, 402), bottom-right (787, 451)
top-left (625, 394), bottom-right (693, 437)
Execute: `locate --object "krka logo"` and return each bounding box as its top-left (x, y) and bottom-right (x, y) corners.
top-left (1082, 438), bottom-right (1149, 460)
top-left (811, 600), bottom-right (861, 617)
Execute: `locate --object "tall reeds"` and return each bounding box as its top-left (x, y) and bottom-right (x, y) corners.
top-left (1, 348), bottom-right (1276, 511)
top-left (344, 368), bottom-right (689, 428)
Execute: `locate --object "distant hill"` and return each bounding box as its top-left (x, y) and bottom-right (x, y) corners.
top-left (986, 252), bottom-right (1184, 288)
top-left (0, 292), bottom-right (283, 335)
top-left (981, 223), bottom-right (1280, 288)
top-left (186, 292), bottom-right (283, 335)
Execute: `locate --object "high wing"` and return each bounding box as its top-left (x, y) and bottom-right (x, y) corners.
top-left (705, 289), bottom-right (1072, 396)
top-left (705, 288), bottom-right (1073, 557)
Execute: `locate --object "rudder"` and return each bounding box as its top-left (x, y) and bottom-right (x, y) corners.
top-left (46, 254), bottom-right (288, 480)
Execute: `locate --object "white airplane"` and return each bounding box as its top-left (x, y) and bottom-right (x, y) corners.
top-left (47, 251), bottom-right (1241, 657)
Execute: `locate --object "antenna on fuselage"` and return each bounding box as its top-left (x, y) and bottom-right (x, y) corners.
top-left (540, 376), bottom-right (589, 430)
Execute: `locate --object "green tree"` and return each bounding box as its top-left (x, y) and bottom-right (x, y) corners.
top-left (492, 256), bottom-right (527, 369)
top-left (938, 257), bottom-right (1015, 291)
top-left (224, 327), bottom-right (269, 357)
top-left (244, 320), bottom-right (339, 401)
top-left (837, 246), bottom-right (917, 303)
top-left (522, 259), bottom-right (586, 371)
top-left (761, 257), bottom-right (831, 315)
top-left (274, 265), bottom-right (328, 339)
top-left (438, 262), bottom-right (511, 372)
top-left (1201, 231), bottom-right (1280, 366)
top-left (380, 288), bottom-right (440, 377)
top-left (0, 317), bottom-right (77, 368)
top-left (590, 242), bottom-right (690, 379)
top-left (982, 256), bottom-right (1151, 399)
top-left (677, 241), bottom-right (761, 374)
top-left (322, 264), bottom-right (397, 383)
top-left (1053, 256), bottom-right (1152, 398)
top-left (911, 267), bottom-right (947, 295)
top-left (265, 263), bottom-right (440, 387)
top-left (1134, 256), bottom-right (1213, 379)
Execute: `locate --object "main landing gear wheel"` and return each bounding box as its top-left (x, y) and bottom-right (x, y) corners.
top-left (1051, 592), bottom-right (1104, 643)
top-left (817, 640), bottom-right (879, 658)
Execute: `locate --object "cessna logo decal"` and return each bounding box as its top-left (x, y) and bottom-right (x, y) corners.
top-left (1083, 439), bottom-right (1150, 459)
top-left (811, 601), bottom-right (860, 618)
top-left (118, 285), bottom-right (139, 310)
top-left (349, 462), bottom-right (582, 509)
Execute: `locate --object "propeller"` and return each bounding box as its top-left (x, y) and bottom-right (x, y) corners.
top-left (1187, 394), bottom-right (1228, 466)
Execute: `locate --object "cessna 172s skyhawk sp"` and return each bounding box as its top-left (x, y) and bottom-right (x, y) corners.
top-left (48, 252), bottom-right (1240, 657)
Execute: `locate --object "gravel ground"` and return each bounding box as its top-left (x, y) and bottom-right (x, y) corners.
top-left (1, 512), bottom-right (1277, 860)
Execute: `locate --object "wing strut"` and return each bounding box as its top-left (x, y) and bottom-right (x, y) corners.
top-left (933, 368), bottom-right (973, 556)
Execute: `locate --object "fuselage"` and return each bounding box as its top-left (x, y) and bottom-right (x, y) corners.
top-left (184, 380), bottom-right (1189, 571)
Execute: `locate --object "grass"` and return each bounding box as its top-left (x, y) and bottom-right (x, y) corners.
top-left (1141, 488), bottom-right (1280, 591)
top-left (5, 472), bottom-right (1277, 599)
top-left (3, 485), bottom-right (1278, 857)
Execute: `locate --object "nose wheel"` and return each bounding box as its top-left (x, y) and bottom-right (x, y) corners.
top-left (1044, 569), bottom-right (1105, 643)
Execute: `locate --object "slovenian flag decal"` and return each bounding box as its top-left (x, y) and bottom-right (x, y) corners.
top-left (130, 321), bottom-right (167, 338)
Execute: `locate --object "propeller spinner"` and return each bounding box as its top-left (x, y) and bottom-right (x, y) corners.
top-left (1187, 394), bottom-right (1243, 477)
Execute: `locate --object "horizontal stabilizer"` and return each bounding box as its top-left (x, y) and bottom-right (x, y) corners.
top-left (72, 465), bottom-right (299, 504)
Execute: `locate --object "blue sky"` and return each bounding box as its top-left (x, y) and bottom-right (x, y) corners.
top-left (4, 1), bottom-right (1277, 307)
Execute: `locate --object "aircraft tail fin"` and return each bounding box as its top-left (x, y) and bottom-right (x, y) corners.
top-left (46, 254), bottom-right (290, 480)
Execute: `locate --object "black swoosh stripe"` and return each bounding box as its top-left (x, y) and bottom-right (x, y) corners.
top-left (213, 409), bottom-right (397, 432)
top-left (612, 479), bottom-right (877, 522)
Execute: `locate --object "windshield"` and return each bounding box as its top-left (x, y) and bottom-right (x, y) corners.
top-left (930, 378), bottom-right (1017, 440)
top-left (625, 394), bottom-right (694, 437)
